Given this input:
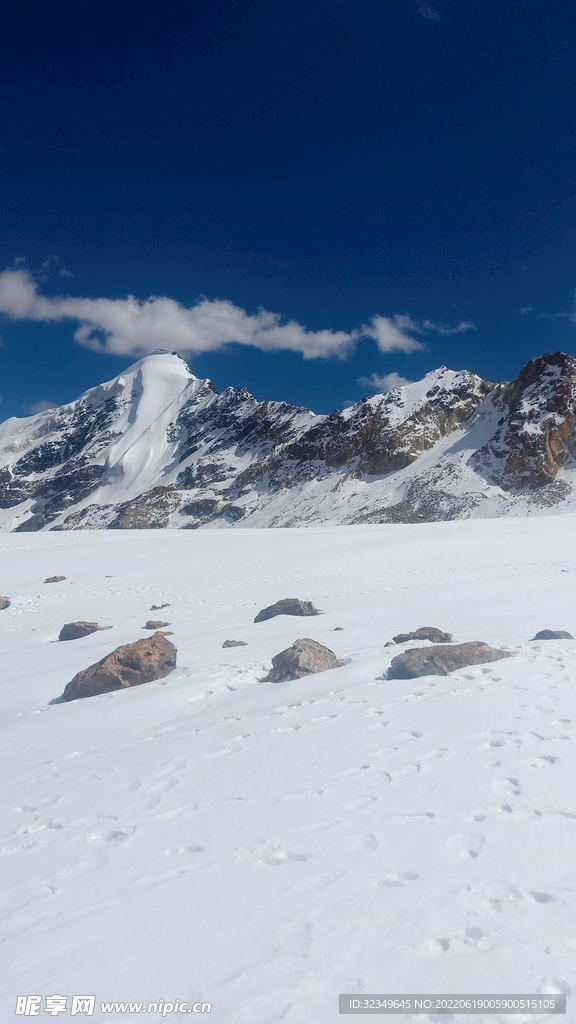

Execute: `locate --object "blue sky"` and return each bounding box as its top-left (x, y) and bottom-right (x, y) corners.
top-left (2, 0), bottom-right (576, 417)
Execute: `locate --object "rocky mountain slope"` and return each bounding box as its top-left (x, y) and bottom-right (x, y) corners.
top-left (1, 351), bottom-right (576, 531)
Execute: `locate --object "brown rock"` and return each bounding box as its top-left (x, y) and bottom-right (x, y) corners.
top-left (264, 638), bottom-right (343, 682)
top-left (393, 626), bottom-right (453, 644)
top-left (59, 621), bottom-right (99, 641)
top-left (0, 596), bottom-right (10, 610)
top-left (387, 641), bottom-right (511, 679)
top-left (222, 640), bottom-right (248, 648)
top-left (531, 629), bottom-right (574, 641)
top-left (62, 632), bottom-right (177, 701)
top-left (254, 598), bottom-right (320, 623)
top-left (144, 619), bottom-right (170, 629)
top-left (45, 575), bottom-right (66, 583)
top-left (150, 603), bottom-right (171, 610)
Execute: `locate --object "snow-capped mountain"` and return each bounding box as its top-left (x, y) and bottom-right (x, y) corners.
top-left (2, 350), bottom-right (576, 531)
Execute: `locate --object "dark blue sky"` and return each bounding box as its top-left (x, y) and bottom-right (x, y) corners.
top-left (2, 0), bottom-right (576, 417)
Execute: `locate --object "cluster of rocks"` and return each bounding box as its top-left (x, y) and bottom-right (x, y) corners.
top-left (53, 584), bottom-right (576, 702)
top-left (384, 623), bottom-right (575, 679)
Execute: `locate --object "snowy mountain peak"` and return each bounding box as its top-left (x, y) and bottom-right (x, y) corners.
top-left (3, 351), bottom-right (576, 531)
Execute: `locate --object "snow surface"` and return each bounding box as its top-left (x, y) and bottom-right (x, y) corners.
top-left (2, 517), bottom-right (576, 1023)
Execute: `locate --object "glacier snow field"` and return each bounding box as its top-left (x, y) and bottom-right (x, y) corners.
top-left (1, 517), bottom-right (576, 1023)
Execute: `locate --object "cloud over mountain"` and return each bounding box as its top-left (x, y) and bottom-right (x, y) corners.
top-left (0, 268), bottom-right (474, 363)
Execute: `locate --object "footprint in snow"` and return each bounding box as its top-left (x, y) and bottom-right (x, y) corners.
top-left (85, 826), bottom-right (135, 843)
top-left (492, 777), bottom-right (522, 796)
top-left (374, 871), bottom-right (418, 888)
top-left (343, 796), bottom-right (377, 812)
top-left (520, 755), bottom-right (559, 768)
top-left (387, 812), bottom-right (434, 823)
top-left (258, 849), bottom-right (311, 866)
top-left (348, 832), bottom-right (378, 853)
top-left (445, 832), bottom-right (485, 860)
top-left (148, 778), bottom-right (179, 794)
top-left (164, 846), bottom-right (204, 856)
top-left (389, 763), bottom-right (420, 779)
top-left (335, 765), bottom-right (371, 777)
top-left (282, 789), bottom-right (324, 801)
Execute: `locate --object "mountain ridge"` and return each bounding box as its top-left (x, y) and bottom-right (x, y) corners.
top-left (2, 351), bottom-right (576, 531)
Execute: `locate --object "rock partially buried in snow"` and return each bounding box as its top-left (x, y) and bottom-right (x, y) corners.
top-left (531, 629), bottom-right (574, 641)
top-left (0, 596), bottom-right (10, 610)
top-left (150, 603), bottom-right (171, 610)
top-left (144, 619), bottom-right (170, 629)
top-left (264, 638), bottom-right (343, 682)
top-left (62, 632), bottom-right (177, 701)
top-left (387, 641), bottom-right (511, 679)
top-left (59, 621), bottom-right (99, 641)
top-left (254, 598), bottom-right (320, 623)
top-left (45, 575), bottom-right (66, 583)
top-left (222, 640), bottom-right (248, 648)
top-left (392, 626), bottom-right (453, 644)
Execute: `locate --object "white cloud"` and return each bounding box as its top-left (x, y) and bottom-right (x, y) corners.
top-left (0, 267), bottom-right (475, 364)
top-left (23, 399), bottom-right (57, 415)
top-left (360, 313), bottom-right (475, 354)
top-left (421, 319), bottom-right (476, 335)
top-left (0, 268), bottom-right (357, 361)
top-left (357, 371), bottom-right (413, 391)
top-left (360, 315), bottom-right (426, 354)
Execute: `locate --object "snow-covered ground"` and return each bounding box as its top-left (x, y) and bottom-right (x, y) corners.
top-left (2, 517), bottom-right (576, 1023)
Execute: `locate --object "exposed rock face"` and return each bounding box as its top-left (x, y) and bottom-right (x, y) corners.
top-left (254, 598), bottom-right (320, 623)
top-left (150, 603), bottom-right (170, 610)
top-left (244, 368), bottom-right (492, 488)
top-left (62, 632), bottom-right (177, 701)
top-left (392, 626), bottom-right (453, 644)
top-left (264, 638), bottom-right (343, 682)
top-left (45, 575), bottom-right (66, 583)
top-left (59, 621), bottom-right (99, 641)
top-left (472, 352), bottom-right (576, 490)
top-left (144, 619), bottom-right (170, 629)
top-left (531, 629), bottom-right (574, 640)
top-left (222, 639), bottom-right (248, 648)
top-left (387, 641), bottom-right (511, 679)
top-left (0, 597), bottom-right (10, 610)
top-left (111, 487), bottom-right (181, 529)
